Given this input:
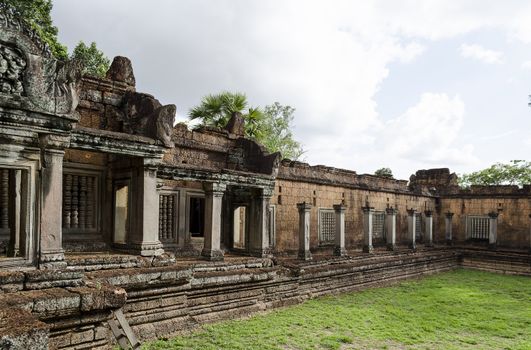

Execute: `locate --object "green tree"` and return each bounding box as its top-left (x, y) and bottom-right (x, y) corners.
top-left (189, 91), bottom-right (266, 139)
top-left (2, 0), bottom-right (67, 59)
top-left (374, 167), bottom-right (393, 178)
top-left (70, 41), bottom-right (110, 78)
top-left (459, 160), bottom-right (531, 187)
top-left (189, 93), bottom-right (305, 159)
top-left (260, 102), bottom-right (304, 160)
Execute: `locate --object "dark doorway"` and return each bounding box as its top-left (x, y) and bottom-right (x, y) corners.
top-left (189, 197), bottom-right (205, 237)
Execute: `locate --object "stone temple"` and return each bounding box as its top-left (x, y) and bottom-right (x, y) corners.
top-left (0, 6), bottom-right (529, 350)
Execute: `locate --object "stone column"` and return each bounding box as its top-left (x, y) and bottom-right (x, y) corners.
top-left (385, 208), bottom-right (397, 251)
top-left (424, 210), bottom-right (433, 247)
top-left (445, 212), bottom-right (454, 245)
top-left (363, 207), bottom-right (374, 253)
top-left (130, 164), bottom-right (164, 256)
top-left (488, 212), bottom-right (498, 250)
top-left (249, 187), bottom-right (273, 258)
top-left (297, 202), bottom-right (312, 260)
top-left (39, 150), bottom-right (66, 268)
top-left (202, 182), bottom-right (226, 261)
top-left (333, 204), bottom-right (347, 256)
top-left (407, 209), bottom-right (417, 250)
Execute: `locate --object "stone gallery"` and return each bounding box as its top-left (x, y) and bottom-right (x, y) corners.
top-left (0, 6), bottom-right (530, 350)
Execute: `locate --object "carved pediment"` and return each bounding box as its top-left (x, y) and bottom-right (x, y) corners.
top-left (0, 3), bottom-right (81, 120)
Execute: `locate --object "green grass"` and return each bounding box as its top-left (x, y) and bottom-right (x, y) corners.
top-left (143, 269), bottom-right (531, 350)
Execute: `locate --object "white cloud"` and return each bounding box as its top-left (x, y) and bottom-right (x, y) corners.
top-left (51, 0), bottom-right (531, 178)
top-left (459, 44), bottom-right (503, 64)
top-left (521, 60), bottom-right (531, 70)
top-left (382, 93), bottom-right (478, 166)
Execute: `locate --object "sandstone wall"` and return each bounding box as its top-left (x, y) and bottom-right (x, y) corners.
top-left (273, 161), bottom-right (438, 252)
top-left (437, 186), bottom-right (531, 248)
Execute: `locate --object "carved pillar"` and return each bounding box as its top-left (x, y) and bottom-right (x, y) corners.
top-left (249, 187), bottom-right (273, 258)
top-left (39, 150), bottom-right (66, 268)
top-left (333, 204), bottom-right (347, 256)
top-left (424, 210), bottom-right (433, 247)
top-left (407, 209), bottom-right (417, 250)
top-left (297, 202), bottom-right (312, 260)
top-left (445, 212), bottom-right (454, 245)
top-left (488, 212), bottom-right (498, 250)
top-left (529, 214), bottom-right (531, 253)
top-left (202, 182), bottom-right (226, 261)
top-left (363, 207), bottom-right (374, 253)
top-left (130, 163), bottom-right (163, 256)
top-left (385, 208), bottom-right (397, 251)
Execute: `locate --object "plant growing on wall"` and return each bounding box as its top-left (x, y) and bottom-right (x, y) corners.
top-left (1, 0), bottom-right (67, 59)
top-left (70, 41), bottom-right (110, 78)
top-left (189, 92), bottom-right (305, 160)
top-left (374, 167), bottom-right (394, 178)
top-left (459, 160), bottom-right (531, 187)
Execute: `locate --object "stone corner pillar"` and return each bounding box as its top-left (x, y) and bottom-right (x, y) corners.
top-left (333, 204), bottom-right (347, 257)
top-left (130, 163), bottom-right (164, 256)
top-left (407, 208), bottom-right (417, 251)
top-left (362, 206), bottom-right (374, 253)
top-left (385, 208), bottom-right (398, 251)
top-left (249, 186), bottom-right (274, 258)
top-left (424, 210), bottom-right (433, 247)
top-left (445, 212), bottom-right (454, 245)
top-left (488, 211), bottom-right (498, 250)
top-left (39, 149), bottom-right (66, 269)
top-left (528, 214), bottom-right (531, 253)
top-left (201, 182), bottom-right (226, 261)
top-left (297, 202), bottom-right (312, 260)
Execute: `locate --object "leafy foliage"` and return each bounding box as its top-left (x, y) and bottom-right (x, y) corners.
top-left (260, 102), bottom-right (304, 160)
top-left (2, 0), bottom-right (68, 59)
top-left (189, 93), bottom-right (304, 159)
top-left (70, 41), bottom-right (110, 78)
top-left (374, 167), bottom-right (393, 178)
top-left (459, 160), bottom-right (531, 187)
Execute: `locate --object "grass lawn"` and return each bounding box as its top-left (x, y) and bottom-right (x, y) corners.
top-left (143, 269), bottom-right (531, 350)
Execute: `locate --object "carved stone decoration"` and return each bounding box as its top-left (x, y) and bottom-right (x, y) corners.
top-left (0, 3), bottom-right (82, 119)
top-left (0, 44), bottom-right (27, 95)
top-left (106, 56), bottom-right (136, 86)
top-left (225, 111), bottom-right (245, 136)
top-left (121, 91), bottom-right (176, 148)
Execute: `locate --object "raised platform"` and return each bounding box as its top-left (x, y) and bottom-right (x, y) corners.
top-left (0, 247), bottom-right (528, 349)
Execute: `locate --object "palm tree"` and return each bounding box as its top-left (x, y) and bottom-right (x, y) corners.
top-left (189, 92), bottom-right (247, 128)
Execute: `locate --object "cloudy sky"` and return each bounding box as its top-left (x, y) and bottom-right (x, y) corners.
top-left (52, 0), bottom-right (531, 179)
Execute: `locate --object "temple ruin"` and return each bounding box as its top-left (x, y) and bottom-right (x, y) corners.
top-left (0, 6), bottom-right (529, 349)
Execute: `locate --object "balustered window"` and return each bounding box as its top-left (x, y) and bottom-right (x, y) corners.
top-left (319, 208), bottom-right (335, 245)
top-left (63, 173), bottom-right (99, 233)
top-left (372, 211), bottom-right (385, 240)
top-left (159, 193), bottom-right (177, 242)
top-left (415, 214), bottom-right (423, 240)
top-left (466, 215), bottom-right (490, 240)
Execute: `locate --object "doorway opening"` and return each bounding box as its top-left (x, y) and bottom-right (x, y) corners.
top-left (233, 206), bottom-right (247, 249)
top-left (189, 197), bottom-right (204, 238)
top-left (0, 168), bottom-right (28, 259)
top-left (113, 182), bottom-right (129, 244)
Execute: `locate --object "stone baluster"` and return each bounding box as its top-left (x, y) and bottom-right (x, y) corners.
top-left (363, 206), bottom-right (374, 253)
top-left (424, 210), bottom-right (433, 247)
top-left (385, 208), bottom-right (397, 251)
top-left (333, 204), bottom-right (347, 256)
top-left (168, 195), bottom-right (174, 239)
top-left (1, 169), bottom-right (9, 230)
top-left (71, 175), bottom-right (78, 229)
top-left (79, 176), bottom-right (86, 229)
top-left (407, 209), bottom-right (417, 250)
top-left (297, 202), bottom-right (312, 260)
top-left (86, 176), bottom-right (94, 229)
